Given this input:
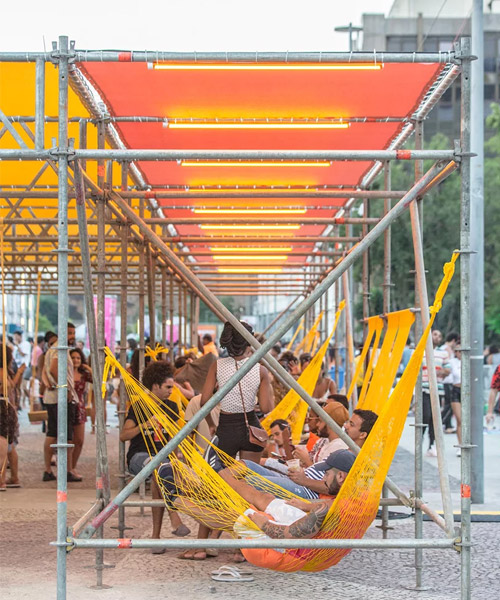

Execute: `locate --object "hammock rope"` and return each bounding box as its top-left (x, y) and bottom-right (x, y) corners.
top-left (106, 252), bottom-right (458, 573)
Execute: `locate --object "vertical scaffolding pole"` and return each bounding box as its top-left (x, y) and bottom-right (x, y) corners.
top-left (192, 294), bottom-right (200, 347)
top-left (410, 162), bottom-right (455, 538)
top-left (117, 162), bottom-right (129, 538)
top-left (94, 119), bottom-right (108, 589)
top-left (35, 58), bottom-right (45, 150)
top-left (138, 199), bottom-right (145, 378)
top-left (470, 0), bottom-right (484, 504)
top-left (183, 284), bottom-right (188, 350)
top-left (362, 198), bottom-right (370, 339)
top-left (169, 246), bottom-right (174, 353)
top-left (412, 119), bottom-right (426, 590)
top-left (460, 36), bottom-right (473, 600)
top-left (55, 35), bottom-right (70, 600)
top-left (161, 265), bottom-right (168, 347)
top-left (178, 281), bottom-right (183, 351)
top-left (146, 245), bottom-right (156, 347)
top-left (380, 161), bottom-right (392, 539)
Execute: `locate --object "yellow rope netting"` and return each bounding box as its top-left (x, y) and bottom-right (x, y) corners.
top-left (261, 301), bottom-right (345, 443)
top-left (294, 311), bottom-right (324, 356)
top-left (108, 252), bottom-right (457, 573)
top-left (286, 318), bottom-right (304, 351)
top-left (144, 343), bottom-right (170, 361)
top-left (357, 309), bottom-right (415, 414)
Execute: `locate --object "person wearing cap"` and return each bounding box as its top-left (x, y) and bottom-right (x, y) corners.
top-left (160, 449), bottom-right (355, 570)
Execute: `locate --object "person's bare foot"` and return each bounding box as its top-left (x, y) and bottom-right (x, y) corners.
top-left (177, 550), bottom-right (209, 560)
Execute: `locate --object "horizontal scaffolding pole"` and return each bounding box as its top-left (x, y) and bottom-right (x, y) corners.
top-left (0, 217), bottom-right (377, 225)
top-left (0, 236), bottom-right (361, 245)
top-left (68, 537), bottom-right (457, 550)
top-left (0, 50), bottom-right (459, 64)
top-left (0, 189), bottom-right (405, 199)
top-left (0, 148), bottom-right (457, 161)
top-left (122, 497), bottom-right (405, 508)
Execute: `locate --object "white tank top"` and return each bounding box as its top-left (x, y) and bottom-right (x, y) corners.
top-left (216, 356), bottom-right (261, 413)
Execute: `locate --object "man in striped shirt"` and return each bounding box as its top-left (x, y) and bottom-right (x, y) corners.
top-left (242, 409), bottom-right (378, 500)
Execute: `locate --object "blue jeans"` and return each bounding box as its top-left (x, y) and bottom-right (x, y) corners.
top-left (243, 460), bottom-right (318, 499)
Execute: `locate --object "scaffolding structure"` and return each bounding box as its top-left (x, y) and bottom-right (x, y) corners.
top-left (0, 32), bottom-right (483, 600)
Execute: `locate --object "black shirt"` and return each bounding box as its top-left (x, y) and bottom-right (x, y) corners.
top-left (125, 399), bottom-right (179, 466)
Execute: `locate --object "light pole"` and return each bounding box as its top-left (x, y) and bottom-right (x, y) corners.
top-left (334, 23), bottom-right (363, 52)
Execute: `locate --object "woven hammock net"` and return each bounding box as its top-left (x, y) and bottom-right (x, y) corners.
top-left (105, 252), bottom-right (457, 572)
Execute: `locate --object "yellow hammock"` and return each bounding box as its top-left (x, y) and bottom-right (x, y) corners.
top-left (106, 252), bottom-right (457, 573)
top-left (261, 301), bottom-right (345, 443)
top-left (355, 309), bottom-right (415, 414)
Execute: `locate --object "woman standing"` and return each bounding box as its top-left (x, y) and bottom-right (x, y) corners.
top-left (201, 321), bottom-right (272, 461)
top-left (70, 348), bottom-right (92, 476)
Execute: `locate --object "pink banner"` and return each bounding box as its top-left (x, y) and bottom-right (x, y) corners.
top-left (89, 296), bottom-right (117, 348)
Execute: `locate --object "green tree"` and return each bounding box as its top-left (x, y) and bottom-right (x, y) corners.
top-left (350, 121), bottom-right (500, 342)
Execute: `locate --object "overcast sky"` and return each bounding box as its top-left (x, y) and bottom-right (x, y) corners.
top-left (1, 0), bottom-right (395, 52)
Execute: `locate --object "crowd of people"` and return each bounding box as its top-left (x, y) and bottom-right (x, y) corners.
top-left (1, 318), bottom-right (499, 560)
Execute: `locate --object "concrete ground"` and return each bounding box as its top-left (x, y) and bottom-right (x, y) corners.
top-left (1, 405), bottom-right (499, 600)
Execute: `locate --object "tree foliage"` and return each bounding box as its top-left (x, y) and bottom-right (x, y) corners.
top-left (351, 112), bottom-right (500, 343)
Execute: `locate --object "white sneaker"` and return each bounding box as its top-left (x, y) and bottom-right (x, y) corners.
top-left (426, 446), bottom-right (437, 457)
top-left (456, 448), bottom-right (461, 457)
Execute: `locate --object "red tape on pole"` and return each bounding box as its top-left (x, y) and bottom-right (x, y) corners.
top-left (118, 52), bottom-right (132, 62)
top-left (117, 538), bottom-right (133, 548)
top-left (57, 491), bottom-right (67, 503)
top-left (461, 484), bottom-right (471, 498)
top-left (396, 150), bottom-right (412, 160)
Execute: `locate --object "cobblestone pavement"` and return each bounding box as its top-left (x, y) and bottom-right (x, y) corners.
top-left (1, 408), bottom-right (498, 599)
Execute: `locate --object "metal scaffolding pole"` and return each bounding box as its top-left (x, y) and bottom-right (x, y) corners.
top-left (380, 162), bottom-right (392, 540)
top-left (260, 295), bottom-right (302, 336)
top-left (409, 175), bottom-right (455, 537)
top-left (411, 118), bottom-right (427, 591)
top-left (55, 35), bottom-right (70, 600)
top-left (161, 265), bottom-right (168, 347)
top-left (146, 244), bottom-right (156, 346)
top-left (459, 36), bottom-right (473, 600)
top-left (0, 49), bottom-right (457, 63)
top-left (169, 247), bottom-right (174, 352)
top-left (138, 199), bottom-right (146, 379)
top-left (0, 148), bottom-right (458, 161)
top-left (470, 0), bottom-right (484, 505)
top-left (35, 58), bottom-right (45, 150)
top-left (117, 162), bottom-right (129, 539)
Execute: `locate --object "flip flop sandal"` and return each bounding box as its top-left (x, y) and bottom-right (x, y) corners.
top-left (6, 481), bottom-right (21, 488)
top-left (211, 565), bottom-right (253, 578)
top-left (206, 548), bottom-right (219, 558)
top-left (0, 486), bottom-right (6, 492)
top-left (211, 569), bottom-right (254, 582)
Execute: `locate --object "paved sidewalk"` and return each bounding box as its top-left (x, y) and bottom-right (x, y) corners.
top-left (1, 407), bottom-right (499, 599)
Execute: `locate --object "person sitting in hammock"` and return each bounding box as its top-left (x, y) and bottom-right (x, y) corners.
top-left (158, 449), bottom-right (355, 569)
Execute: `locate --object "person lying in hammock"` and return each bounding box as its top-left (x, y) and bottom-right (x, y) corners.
top-left (158, 449), bottom-right (355, 569)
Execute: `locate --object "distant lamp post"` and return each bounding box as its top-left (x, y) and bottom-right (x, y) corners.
top-left (334, 23), bottom-right (363, 51)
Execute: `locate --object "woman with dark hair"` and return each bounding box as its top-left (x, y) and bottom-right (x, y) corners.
top-left (70, 347), bottom-right (92, 475)
top-left (0, 344), bottom-right (21, 489)
top-left (200, 321), bottom-right (272, 461)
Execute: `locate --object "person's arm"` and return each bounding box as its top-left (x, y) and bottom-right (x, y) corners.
top-left (292, 446), bottom-right (313, 467)
top-left (200, 362), bottom-right (218, 432)
top-left (120, 415), bottom-right (156, 442)
top-left (257, 365), bottom-right (273, 414)
top-left (287, 468), bottom-right (330, 494)
top-left (248, 500), bottom-right (330, 539)
top-left (175, 381), bottom-right (194, 400)
top-left (49, 355), bottom-right (58, 383)
top-left (486, 388), bottom-right (498, 424)
top-left (328, 378), bottom-right (337, 395)
top-left (11, 363), bottom-right (26, 387)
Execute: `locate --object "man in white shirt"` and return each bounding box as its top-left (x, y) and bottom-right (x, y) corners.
top-left (13, 330), bottom-right (31, 369)
top-left (421, 329), bottom-right (451, 457)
